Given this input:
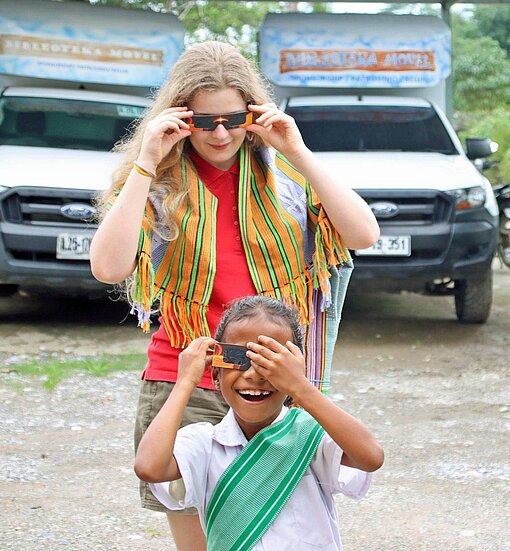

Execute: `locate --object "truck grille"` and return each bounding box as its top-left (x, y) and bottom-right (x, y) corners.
top-left (353, 189), bottom-right (454, 263)
top-left (358, 189), bottom-right (452, 226)
top-left (1, 187), bottom-right (98, 227)
top-left (0, 186), bottom-right (98, 265)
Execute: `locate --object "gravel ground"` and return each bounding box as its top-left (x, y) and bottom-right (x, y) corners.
top-left (1, 266), bottom-right (509, 550)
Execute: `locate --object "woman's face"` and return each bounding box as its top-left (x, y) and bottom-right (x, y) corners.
top-left (187, 88), bottom-right (248, 171)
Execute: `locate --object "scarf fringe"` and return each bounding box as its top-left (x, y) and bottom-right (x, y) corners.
top-left (312, 211), bottom-right (349, 309)
top-left (159, 293), bottom-right (211, 348)
top-left (131, 251), bottom-right (155, 333)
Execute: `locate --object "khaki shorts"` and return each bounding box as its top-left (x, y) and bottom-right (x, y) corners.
top-left (134, 380), bottom-right (229, 513)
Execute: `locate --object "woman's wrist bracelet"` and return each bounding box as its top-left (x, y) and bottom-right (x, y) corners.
top-left (133, 160), bottom-right (157, 179)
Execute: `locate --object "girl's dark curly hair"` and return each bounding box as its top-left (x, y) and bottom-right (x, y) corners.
top-left (215, 295), bottom-right (304, 351)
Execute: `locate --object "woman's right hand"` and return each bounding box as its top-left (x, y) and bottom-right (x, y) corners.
top-left (137, 107), bottom-right (193, 170)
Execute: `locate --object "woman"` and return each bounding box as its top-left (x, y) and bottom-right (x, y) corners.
top-left (90, 41), bottom-right (379, 551)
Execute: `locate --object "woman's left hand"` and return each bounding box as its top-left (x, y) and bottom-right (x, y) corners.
top-left (249, 104), bottom-right (380, 251)
top-left (247, 103), bottom-right (307, 161)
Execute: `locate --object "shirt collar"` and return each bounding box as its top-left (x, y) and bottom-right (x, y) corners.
top-left (212, 407), bottom-right (289, 448)
top-left (187, 147), bottom-right (240, 187)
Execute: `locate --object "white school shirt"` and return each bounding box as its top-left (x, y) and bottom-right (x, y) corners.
top-left (151, 407), bottom-right (371, 551)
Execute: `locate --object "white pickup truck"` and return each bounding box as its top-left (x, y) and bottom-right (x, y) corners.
top-left (0, 86), bottom-right (150, 297)
top-left (0, 0), bottom-right (183, 297)
top-left (260, 13), bottom-right (498, 323)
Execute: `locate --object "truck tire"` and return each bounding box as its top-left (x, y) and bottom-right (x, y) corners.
top-left (498, 235), bottom-right (510, 268)
top-left (454, 271), bottom-right (492, 324)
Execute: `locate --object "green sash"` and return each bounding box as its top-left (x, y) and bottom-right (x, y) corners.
top-left (205, 408), bottom-right (325, 551)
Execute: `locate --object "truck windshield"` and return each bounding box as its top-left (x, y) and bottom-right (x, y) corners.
top-left (0, 96), bottom-right (146, 151)
top-left (287, 105), bottom-right (457, 154)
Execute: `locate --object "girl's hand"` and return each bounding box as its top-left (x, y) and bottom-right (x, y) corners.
top-left (137, 107), bottom-right (193, 171)
top-left (247, 103), bottom-right (307, 161)
top-left (177, 336), bottom-right (215, 388)
top-left (246, 336), bottom-right (310, 398)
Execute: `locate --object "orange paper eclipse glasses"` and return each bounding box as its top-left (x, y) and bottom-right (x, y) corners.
top-left (187, 110), bottom-right (253, 132)
top-left (211, 342), bottom-right (251, 371)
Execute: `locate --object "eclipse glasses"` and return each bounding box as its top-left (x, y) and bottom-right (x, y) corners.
top-left (211, 342), bottom-right (251, 371)
top-left (187, 110), bottom-right (253, 132)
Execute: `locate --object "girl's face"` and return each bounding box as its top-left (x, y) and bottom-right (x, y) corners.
top-left (188, 88), bottom-right (248, 171)
top-left (213, 315), bottom-right (292, 440)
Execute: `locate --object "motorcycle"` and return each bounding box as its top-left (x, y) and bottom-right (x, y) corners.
top-left (493, 183), bottom-right (510, 268)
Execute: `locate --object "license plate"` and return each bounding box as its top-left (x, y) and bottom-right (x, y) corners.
top-left (56, 233), bottom-right (92, 260)
top-left (356, 235), bottom-right (411, 256)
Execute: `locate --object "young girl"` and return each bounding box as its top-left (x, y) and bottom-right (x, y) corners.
top-left (90, 41), bottom-right (379, 550)
top-left (135, 296), bottom-right (384, 551)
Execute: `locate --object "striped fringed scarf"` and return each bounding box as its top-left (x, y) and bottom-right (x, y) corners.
top-left (131, 144), bottom-right (350, 386)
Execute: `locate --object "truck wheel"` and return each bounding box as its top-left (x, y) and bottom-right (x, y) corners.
top-left (454, 271), bottom-right (492, 324)
top-left (498, 237), bottom-right (510, 268)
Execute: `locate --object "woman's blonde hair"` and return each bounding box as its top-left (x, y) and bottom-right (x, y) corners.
top-left (98, 41), bottom-right (273, 240)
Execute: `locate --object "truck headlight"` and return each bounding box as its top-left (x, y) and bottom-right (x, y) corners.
top-left (445, 186), bottom-right (486, 210)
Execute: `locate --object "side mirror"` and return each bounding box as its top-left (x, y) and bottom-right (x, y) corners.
top-left (473, 158), bottom-right (497, 172)
top-left (465, 137), bottom-right (497, 160)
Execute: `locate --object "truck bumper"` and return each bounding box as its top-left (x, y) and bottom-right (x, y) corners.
top-left (0, 255), bottom-right (109, 298)
top-left (350, 214), bottom-right (498, 293)
top-left (0, 228), bottom-right (109, 295)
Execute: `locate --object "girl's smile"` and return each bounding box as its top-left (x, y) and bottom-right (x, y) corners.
top-left (234, 383), bottom-right (276, 405)
top-left (236, 389), bottom-right (273, 402)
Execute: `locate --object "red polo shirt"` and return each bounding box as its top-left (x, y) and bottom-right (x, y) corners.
top-left (142, 149), bottom-right (257, 389)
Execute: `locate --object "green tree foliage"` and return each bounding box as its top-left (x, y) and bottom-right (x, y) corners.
top-left (175, 1), bottom-right (329, 56)
top-left (472, 5), bottom-right (510, 57)
top-left (378, 3), bottom-right (439, 16)
top-left (171, 1), bottom-right (284, 56)
top-left (452, 35), bottom-right (510, 112)
top-left (452, 9), bottom-right (510, 182)
top-left (458, 109), bottom-right (510, 184)
top-left (450, 9), bottom-right (480, 41)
